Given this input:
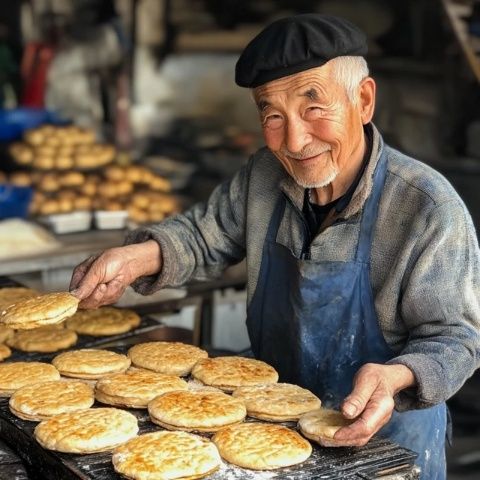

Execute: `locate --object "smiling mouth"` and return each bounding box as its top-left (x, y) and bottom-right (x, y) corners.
top-left (288, 151), bottom-right (330, 163)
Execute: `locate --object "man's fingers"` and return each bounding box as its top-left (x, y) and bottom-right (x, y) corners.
top-left (72, 257), bottom-right (108, 301)
top-left (334, 396), bottom-right (394, 445)
top-left (78, 279), bottom-right (127, 309)
top-left (342, 367), bottom-right (380, 419)
top-left (69, 255), bottom-right (98, 293)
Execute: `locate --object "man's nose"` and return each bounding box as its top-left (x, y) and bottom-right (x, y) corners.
top-left (285, 119), bottom-right (312, 153)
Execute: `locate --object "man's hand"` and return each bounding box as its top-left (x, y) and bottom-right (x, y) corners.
top-left (69, 240), bottom-right (162, 309)
top-left (333, 363), bottom-right (415, 446)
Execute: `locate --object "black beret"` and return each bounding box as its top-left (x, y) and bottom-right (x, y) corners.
top-left (235, 14), bottom-right (368, 88)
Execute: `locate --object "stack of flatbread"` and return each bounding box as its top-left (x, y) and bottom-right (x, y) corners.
top-left (95, 368), bottom-right (188, 408)
top-left (213, 422), bottom-right (312, 470)
top-left (66, 307), bottom-right (140, 336)
top-left (7, 325), bottom-right (78, 353)
top-left (191, 356), bottom-right (279, 392)
top-left (112, 431), bottom-right (221, 480)
top-left (232, 383), bottom-right (321, 422)
top-left (298, 408), bottom-right (355, 447)
top-left (148, 390), bottom-right (246, 432)
top-left (52, 349), bottom-right (131, 379)
top-left (128, 341), bottom-right (208, 376)
top-left (0, 362), bottom-right (60, 396)
top-left (9, 380), bottom-right (94, 421)
top-left (34, 407), bottom-right (139, 453)
top-left (0, 292), bottom-right (79, 330)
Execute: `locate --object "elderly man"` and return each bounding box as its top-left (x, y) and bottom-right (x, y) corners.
top-left (70, 14), bottom-right (480, 479)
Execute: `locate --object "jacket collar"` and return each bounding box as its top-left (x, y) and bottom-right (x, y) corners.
top-left (278, 123), bottom-right (383, 219)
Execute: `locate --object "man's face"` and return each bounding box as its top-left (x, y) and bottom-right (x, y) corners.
top-left (253, 63), bottom-right (373, 189)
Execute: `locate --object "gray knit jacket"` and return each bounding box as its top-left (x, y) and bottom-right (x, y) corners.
top-left (126, 124), bottom-right (480, 411)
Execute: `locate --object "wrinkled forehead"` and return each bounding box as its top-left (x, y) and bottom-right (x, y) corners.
top-left (252, 63), bottom-right (339, 106)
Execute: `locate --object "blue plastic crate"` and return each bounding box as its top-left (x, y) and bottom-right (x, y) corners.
top-left (0, 184), bottom-right (33, 219)
top-left (0, 108), bottom-right (68, 142)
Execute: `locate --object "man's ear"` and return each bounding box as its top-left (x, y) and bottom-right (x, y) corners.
top-left (358, 77), bottom-right (376, 125)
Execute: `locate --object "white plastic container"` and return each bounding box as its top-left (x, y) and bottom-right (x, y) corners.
top-left (94, 210), bottom-right (129, 230)
top-left (41, 211), bottom-right (92, 234)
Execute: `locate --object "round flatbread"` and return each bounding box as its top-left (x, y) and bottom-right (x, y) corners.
top-left (112, 431), bottom-right (221, 480)
top-left (9, 380), bottom-right (94, 421)
top-left (213, 422), bottom-right (312, 470)
top-left (0, 326), bottom-right (14, 344)
top-left (298, 408), bottom-right (355, 447)
top-left (95, 368), bottom-right (188, 408)
top-left (52, 349), bottom-right (131, 379)
top-left (148, 390), bottom-right (246, 432)
top-left (66, 307), bottom-right (140, 336)
top-left (0, 287), bottom-right (40, 311)
top-left (0, 292), bottom-right (79, 329)
top-left (232, 383), bottom-right (321, 422)
top-left (191, 357), bottom-right (278, 392)
top-left (0, 344), bottom-right (11, 361)
top-left (0, 362), bottom-right (60, 397)
top-left (128, 342), bottom-right (208, 376)
top-left (34, 407), bottom-right (139, 453)
top-left (7, 326), bottom-right (78, 352)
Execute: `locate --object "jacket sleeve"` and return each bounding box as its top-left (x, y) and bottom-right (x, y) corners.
top-left (124, 159), bottom-right (252, 295)
top-left (387, 199), bottom-right (480, 411)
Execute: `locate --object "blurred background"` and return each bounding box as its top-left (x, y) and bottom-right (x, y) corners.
top-left (0, 1), bottom-right (480, 478)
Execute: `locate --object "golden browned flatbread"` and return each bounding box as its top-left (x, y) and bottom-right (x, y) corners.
top-left (0, 292), bottom-right (79, 329)
top-left (148, 390), bottom-right (246, 433)
top-left (0, 362), bottom-right (60, 397)
top-left (9, 380), bottom-right (94, 421)
top-left (0, 287), bottom-right (39, 311)
top-left (52, 349), bottom-right (131, 379)
top-left (34, 407), bottom-right (139, 453)
top-left (0, 326), bottom-right (14, 344)
top-left (191, 357), bottom-right (279, 392)
top-left (66, 307), bottom-right (140, 336)
top-left (232, 383), bottom-right (321, 422)
top-left (128, 342), bottom-right (208, 376)
top-left (7, 326), bottom-right (78, 352)
top-left (298, 408), bottom-right (355, 447)
top-left (0, 344), bottom-right (11, 361)
top-left (213, 422), bottom-right (312, 470)
top-left (95, 368), bottom-right (188, 408)
top-left (112, 431), bottom-right (221, 480)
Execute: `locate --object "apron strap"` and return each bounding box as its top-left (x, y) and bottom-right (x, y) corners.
top-left (265, 194), bottom-right (287, 243)
top-left (355, 147), bottom-right (388, 263)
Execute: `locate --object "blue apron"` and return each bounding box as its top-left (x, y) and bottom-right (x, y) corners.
top-left (246, 149), bottom-right (447, 479)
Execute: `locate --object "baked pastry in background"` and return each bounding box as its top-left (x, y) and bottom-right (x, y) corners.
top-left (191, 356), bottom-right (278, 392)
top-left (95, 368), bottom-right (188, 408)
top-left (0, 287), bottom-right (40, 311)
top-left (34, 407), bottom-right (138, 453)
top-left (232, 383), bottom-right (321, 422)
top-left (213, 422), bottom-right (312, 470)
top-left (298, 408), bottom-right (355, 447)
top-left (0, 292), bottom-right (79, 330)
top-left (7, 325), bottom-right (77, 352)
top-left (9, 380), bottom-right (94, 421)
top-left (52, 349), bottom-right (131, 379)
top-left (112, 431), bottom-right (221, 480)
top-left (0, 362), bottom-right (60, 396)
top-left (66, 307), bottom-right (140, 336)
top-left (148, 390), bottom-right (246, 433)
top-left (128, 341), bottom-right (208, 376)
top-left (0, 344), bottom-right (11, 361)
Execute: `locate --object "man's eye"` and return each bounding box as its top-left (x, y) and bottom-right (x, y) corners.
top-left (263, 115), bottom-right (283, 126)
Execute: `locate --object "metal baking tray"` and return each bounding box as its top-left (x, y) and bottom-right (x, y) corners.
top-left (0, 401), bottom-right (417, 480)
